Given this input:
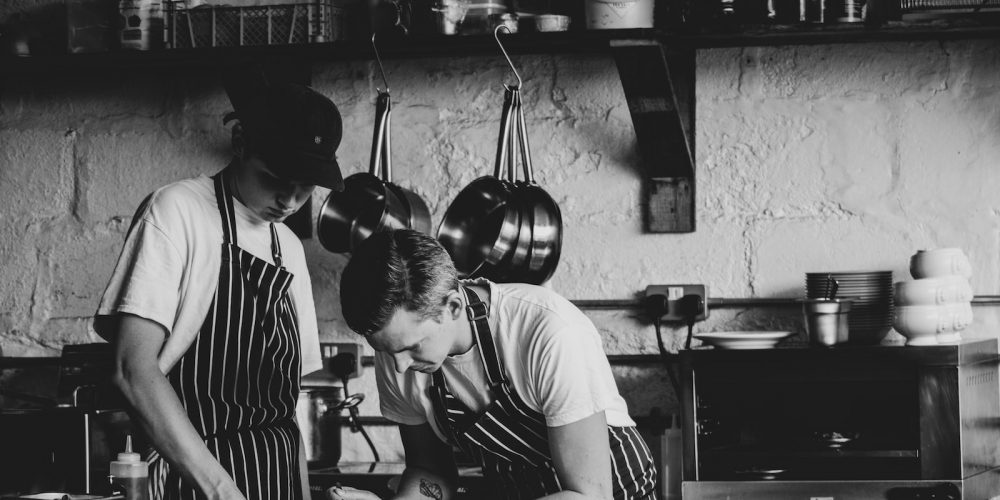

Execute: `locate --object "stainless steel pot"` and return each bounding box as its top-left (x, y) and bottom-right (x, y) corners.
top-left (437, 86), bottom-right (522, 278)
top-left (296, 387), bottom-right (363, 467)
top-left (510, 89), bottom-right (562, 284)
top-left (317, 92), bottom-right (409, 253)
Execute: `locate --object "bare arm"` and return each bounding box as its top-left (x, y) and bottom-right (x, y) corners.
top-left (538, 412), bottom-right (613, 500)
top-left (110, 313), bottom-right (245, 500)
top-left (391, 423), bottom-right (459, 500)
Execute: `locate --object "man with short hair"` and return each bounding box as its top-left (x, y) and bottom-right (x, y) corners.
top-left (95, 82), bottom-right (343, 500)
top-left (333, 229), bottom-right (658, 500)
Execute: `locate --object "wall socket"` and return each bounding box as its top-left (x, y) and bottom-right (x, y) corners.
top-left (644, 284), bottom-right (709, 323)
top-left (321, 342), bottom-right (363, 380)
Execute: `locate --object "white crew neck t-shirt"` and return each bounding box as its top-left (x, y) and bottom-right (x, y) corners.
top-left (376, 279), bottom-right (634, 443)
top-left (94, 174), bottom-right (321, 376)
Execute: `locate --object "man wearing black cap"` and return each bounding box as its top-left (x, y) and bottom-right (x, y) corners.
top-left (94, 82), bottom-right (344, 500)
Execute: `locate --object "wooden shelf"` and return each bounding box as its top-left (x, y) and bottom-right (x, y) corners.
top-left (3, 19), bottom-right (998, 233)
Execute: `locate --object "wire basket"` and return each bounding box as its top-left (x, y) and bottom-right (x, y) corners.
top-left (901, 0), bottom-right (1000, 10)
top-left (164, 0), bottom-right (344, 48)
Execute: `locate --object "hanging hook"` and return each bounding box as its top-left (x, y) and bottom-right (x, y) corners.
top-left (372, 33), bottom-right (390, 94)
top-left (493, 25), bottom-right (521, 89)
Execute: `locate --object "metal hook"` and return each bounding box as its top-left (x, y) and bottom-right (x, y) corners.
top-left (493, 25), bottom-right (521, 88)
top-left (372, 33), bottom-right (390, 94)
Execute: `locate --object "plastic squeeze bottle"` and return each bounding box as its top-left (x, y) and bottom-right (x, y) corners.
top-left (110, 435), bottom-right (150, 500)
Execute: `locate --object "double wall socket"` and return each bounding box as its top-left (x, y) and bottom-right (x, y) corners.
top-left (321, 342), bottom-right (363, 380)
top-left (644, 284), bottom-right (709, 323)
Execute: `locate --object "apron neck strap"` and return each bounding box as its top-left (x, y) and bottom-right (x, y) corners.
top-left (462, 286), bottom-right (507, 388)
top-left (213, 171), bottom-right (285, 268)
top-left (213, 172), bottom-right (238, 246)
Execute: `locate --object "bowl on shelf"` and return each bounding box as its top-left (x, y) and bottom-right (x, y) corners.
top-left (910, 248), bottom-right (972, 279)
top-left (893, 303), bottom-right (973, 346)
top-left (894, 275), bottom-right (973, 306)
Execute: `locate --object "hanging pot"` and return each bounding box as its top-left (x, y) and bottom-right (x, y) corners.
top-left (484, 87), bottom-right (531, 283)
top-left (380, 98), bottom-right (433, 235)
top-left (437, 86), bottom-right (522, 278)
top-left (318, 92), bottom-right (409, 253)
top-left (510, 88), bottom-right (562, 284)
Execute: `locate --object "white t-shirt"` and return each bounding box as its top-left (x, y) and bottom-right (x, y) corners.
top-left (94, 174), bottom-right (322, 376)
top-left (377, 279), bottom-right (634, 443)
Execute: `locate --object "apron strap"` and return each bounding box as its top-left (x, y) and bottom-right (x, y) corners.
top-left (462, 286), bottom-right (508, 388)
top-left (212, 172), bottom-right (238, 246)
top-left (269, 223), bottom-right (283, 269)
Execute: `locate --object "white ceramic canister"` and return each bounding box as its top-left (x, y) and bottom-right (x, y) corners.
top-left (585, 0), bottom-right (653, 29)
top-left (119, 0), bottom-right (164, 50)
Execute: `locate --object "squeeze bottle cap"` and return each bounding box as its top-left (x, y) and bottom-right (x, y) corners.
top-left (117, 435), bottom-right (141, 463)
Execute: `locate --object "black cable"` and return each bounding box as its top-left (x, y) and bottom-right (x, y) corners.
top-left (684, 321), bottom-right (695, 351)
top-left (339, 374), bottom-right (380, 463)
top-left (654, 318), bottom-right (683, 402)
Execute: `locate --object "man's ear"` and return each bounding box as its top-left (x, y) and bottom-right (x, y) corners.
top-left (444, 290), bottom-right (465, 320)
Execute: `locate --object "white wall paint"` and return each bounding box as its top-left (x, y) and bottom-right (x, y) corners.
top-left (2, 39), bottom-right (1000, 460)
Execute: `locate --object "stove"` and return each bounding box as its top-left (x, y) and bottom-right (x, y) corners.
top-left (308, 462), bottom-right (487, 500)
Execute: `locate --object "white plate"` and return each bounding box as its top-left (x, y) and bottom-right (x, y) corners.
top-left (694, 331), bottom-right (795, 350)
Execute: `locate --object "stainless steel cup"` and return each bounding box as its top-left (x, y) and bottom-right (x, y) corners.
top-left (802, 299), bottom-right (852, 346)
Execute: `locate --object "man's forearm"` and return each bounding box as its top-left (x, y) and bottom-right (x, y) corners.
top-left (114, 361), bottom-right (241, 499)
top-left (390, 466), bottom-right (456, 500)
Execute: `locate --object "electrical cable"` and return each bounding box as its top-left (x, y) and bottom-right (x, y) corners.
top-left (653, 317), bottom-right (683, 401)
top-left (340, 374), bottom-right (380, 463)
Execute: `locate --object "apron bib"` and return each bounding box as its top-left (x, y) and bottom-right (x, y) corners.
top-left (147, 172), bottom-right (303, 500)
top-left (429, 287), bottom-right (658, 499)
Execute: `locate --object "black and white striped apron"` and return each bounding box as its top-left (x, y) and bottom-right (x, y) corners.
top-left (429, 287), bottom-right (658, 500)
top-left (146, 172), bottom-right (303, 500)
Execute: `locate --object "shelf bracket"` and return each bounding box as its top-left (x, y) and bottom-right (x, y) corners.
top-left (611, 40), bottom-right (696, 233)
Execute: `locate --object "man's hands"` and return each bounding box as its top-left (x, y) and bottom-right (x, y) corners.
top-left (326, 485), bottom-right (382, 500)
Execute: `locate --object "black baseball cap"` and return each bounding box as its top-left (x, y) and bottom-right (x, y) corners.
top-left (233, 82), bottom-right (345, 191)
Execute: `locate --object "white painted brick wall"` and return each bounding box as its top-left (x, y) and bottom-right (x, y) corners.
top-left (2, 39), bottom-right (1000, 460)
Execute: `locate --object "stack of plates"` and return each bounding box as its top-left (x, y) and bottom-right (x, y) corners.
top-left (806, 271), bottom-right (894, 345)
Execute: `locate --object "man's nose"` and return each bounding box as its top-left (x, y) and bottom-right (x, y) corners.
top-left (393, 353), bottom-right (412, 374)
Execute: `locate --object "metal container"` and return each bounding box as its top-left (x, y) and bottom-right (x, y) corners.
top-left (802, 298), bottom-right (852, 346)
top-left (295, 386), bottom-right (345, 467)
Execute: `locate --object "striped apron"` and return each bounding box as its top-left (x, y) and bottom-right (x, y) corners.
top-left (146, 172), bottom-right (303, 500)
top-left (429, 287), bottom-right (658, 500)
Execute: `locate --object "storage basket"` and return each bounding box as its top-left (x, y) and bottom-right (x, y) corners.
top-left (164, 0), bottom-right (344, 48)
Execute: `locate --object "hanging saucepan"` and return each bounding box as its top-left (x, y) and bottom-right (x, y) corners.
top-left (317, 92), bottom-right (409, 253)
top-left (510, 87), bottom-right (562, 284)
top-left (380, 97), bottom-right (433, 235)
top-left (437, 86), bottom-right (522, 278)
top-left (484, 87), bottom-right (531, 283)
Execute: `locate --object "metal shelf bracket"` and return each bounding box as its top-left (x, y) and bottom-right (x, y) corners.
top-left (611, 40), bottom-right (696, 233)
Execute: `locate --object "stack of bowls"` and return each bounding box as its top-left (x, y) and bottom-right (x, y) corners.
top-left (806, 271), bottom-right (894, 345)
top-left (893, 248), bottom-right (974, 345)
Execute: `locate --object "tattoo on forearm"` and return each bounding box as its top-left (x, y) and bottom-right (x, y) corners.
top-left (418, 479), bottom-right (443, 500)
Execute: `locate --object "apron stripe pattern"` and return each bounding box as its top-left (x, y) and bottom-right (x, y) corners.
top-left (145, 172), bottom-right (303, 500)
top-left (430, 287), bottom-right (658, 500)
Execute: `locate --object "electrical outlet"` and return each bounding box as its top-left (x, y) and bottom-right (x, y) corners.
top-left (644, 284), bottom-right (709, 323)
top-left (321, 342), bottom-right (363, 380)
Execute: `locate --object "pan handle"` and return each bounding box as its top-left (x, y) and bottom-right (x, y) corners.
top-left (515, 88), bottom-right (534, 184)
top-left (494, 86), bottom-right (516, 179)
top-left (507, 89), bottom-right (519, 183)
top-left (369, 91), bottom-right (391, 178)
top-left (382, 97), bottom-right (393, 183)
